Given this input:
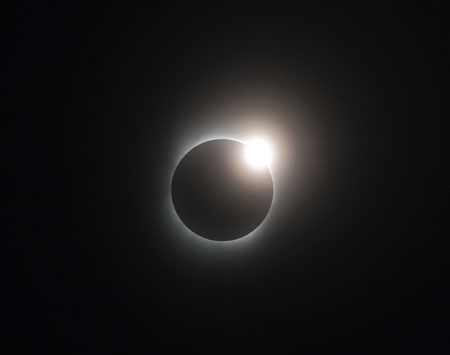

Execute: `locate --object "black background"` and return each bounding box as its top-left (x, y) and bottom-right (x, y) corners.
top-left (5, 2), bottom-right (448, 352)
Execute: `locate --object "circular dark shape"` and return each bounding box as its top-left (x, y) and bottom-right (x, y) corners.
top-left (171, 139), bottom-right (274, 241)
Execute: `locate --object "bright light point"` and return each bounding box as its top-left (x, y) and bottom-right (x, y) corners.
top-left (244, 139), bottom-right (272, 168)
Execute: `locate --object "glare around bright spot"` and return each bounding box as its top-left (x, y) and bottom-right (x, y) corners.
top-left (244, 139), bottom-right (273, 168)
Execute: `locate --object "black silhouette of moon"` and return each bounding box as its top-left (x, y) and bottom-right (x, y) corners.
top-left (171, 139), bottom-right (273, 241)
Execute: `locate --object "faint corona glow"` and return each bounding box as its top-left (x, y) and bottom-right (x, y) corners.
top-left (162, 91), bottom-right (318, 250)
top-left (244, 138), bottom-right (273, 169)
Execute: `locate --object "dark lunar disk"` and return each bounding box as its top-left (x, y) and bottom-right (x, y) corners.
top-left (171, 139), bottom-right (274, 241)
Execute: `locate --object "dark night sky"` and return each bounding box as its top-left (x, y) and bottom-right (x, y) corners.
top-left (4, 2), bottom-right (448, 352)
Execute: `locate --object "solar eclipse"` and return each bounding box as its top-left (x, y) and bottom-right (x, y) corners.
top-left (171, 139), bottom-right (274, 241)
top-left (165, 90), bottom-right (322, 247)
